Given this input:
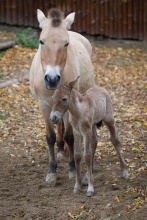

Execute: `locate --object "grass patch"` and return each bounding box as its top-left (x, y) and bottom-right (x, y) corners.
top-left (15, 28), bottom-right (39, 49)
top-left (0, 51), bottom-right (5, 58)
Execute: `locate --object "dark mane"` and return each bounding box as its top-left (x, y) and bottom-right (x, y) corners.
top-left (48, 8), bottom-right (64, 27)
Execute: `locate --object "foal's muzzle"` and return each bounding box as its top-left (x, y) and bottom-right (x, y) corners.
top-left (44, 74), bottom-right (60, 89)
top-left (50, 111), bottom-right (62, 124)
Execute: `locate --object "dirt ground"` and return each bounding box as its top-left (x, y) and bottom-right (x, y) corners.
top-left (0, 26), bottom-right (147, 220)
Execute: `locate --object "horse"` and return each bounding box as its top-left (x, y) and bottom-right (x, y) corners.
top-left (50, 77), bottom-right (130, 196)
top-left (29, 8), bottom-right (95, 186)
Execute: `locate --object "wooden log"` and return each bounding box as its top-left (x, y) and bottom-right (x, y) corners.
top-left (0, 41), bottom-right (15, 51)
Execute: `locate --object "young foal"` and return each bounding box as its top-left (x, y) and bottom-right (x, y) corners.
top-left (50, 77), bottom-right (130, 196)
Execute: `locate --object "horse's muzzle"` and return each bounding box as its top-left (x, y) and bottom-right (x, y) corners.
top-left (44, 74), bottom-right (60, 89)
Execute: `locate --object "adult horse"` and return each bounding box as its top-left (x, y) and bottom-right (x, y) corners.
top-left (30, 8), bottom-right (95, 186)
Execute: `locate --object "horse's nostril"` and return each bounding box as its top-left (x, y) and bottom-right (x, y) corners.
top-left (56, 75), bottom-right (60, 84)
top-left (44, 75), bottom-right (50, 84)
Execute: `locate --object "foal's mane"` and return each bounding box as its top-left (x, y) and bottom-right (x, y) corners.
top-left (48, 8), bottom-right (64, 27)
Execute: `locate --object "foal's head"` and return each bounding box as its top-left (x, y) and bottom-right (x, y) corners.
top-left (50, 77), bottom-right (79, 124)
top-left (37, 8), bottom-right (75, 89)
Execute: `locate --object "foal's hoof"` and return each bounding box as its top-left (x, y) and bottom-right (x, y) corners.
top-left (46, 173), bottom-right (57, 186)
top-left (86, 191), bottom-right (94, 197)
top-left (122, 170), bottom-right (130, 180)
top-left (69, 171), bottom-right (75, 179)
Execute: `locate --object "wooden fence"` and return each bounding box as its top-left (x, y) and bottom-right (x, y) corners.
top-left (0, 0), bottom-right (147, 41)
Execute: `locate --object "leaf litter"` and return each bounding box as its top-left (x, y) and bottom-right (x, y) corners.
top-left (0, 30), bottom-right (147, 220)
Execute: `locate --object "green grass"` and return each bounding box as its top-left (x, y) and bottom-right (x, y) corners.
top-left (0, 51), bottom-right (5, 58)
top-left (15, 28), bottom-right (39, 49)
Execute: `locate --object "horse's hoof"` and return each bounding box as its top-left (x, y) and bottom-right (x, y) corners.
top-left (69, 171), bottom-right (75, 179)
top-left (73, 187), bottom-right (81, 194)
top-left (46, 173), bottom-right (57, 186)
top-left (122, 170), bottom-right (130, 180)
top-left (86, 191), bottom-right (94, 197)
top-left (57, 151), bottom-right (66, 161)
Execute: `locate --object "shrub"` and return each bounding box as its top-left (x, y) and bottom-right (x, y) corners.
top-left (15, 28), bottom-right (39, 49)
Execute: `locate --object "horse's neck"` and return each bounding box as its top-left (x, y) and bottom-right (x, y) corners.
top-left (69, 89), bottom-right (84, 118)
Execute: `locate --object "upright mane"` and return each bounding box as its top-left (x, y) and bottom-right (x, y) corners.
top-left (48, 8), bottom-right (64, 27)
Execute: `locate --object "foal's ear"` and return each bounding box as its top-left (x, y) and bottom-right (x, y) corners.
top-left (69, 76), bottom-right (80, 89)
top-left (37, 9), bottom-right (47, 28)
top-left (64, 12), bottom-right (75, 30)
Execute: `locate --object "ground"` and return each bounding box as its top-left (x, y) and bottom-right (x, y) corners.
top-left (0, 27), bottom-right (147, 220)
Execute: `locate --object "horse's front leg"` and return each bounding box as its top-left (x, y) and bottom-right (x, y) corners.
top-left (39, 102), bottom-right (57, 186)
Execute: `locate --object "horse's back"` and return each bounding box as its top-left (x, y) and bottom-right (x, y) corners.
top-left (68, 31), bottom-right (92, 57)
top-left (67, 31), bottom-right (95, 93)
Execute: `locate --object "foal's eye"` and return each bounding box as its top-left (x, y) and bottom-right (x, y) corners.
top-left (64, 42), bottom-right (69, 47)
top-left (39, 40), bottom-right (44, 45)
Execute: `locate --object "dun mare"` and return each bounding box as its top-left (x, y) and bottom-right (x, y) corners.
top-left (30, 8), bottom-right (95, 185)
top-left (50, 77), bottom-right (130, 196)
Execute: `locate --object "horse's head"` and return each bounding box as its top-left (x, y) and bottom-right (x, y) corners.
top-left (37, 8), bottom-right (75, 89)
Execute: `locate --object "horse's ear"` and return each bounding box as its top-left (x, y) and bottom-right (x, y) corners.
top-left (69, 76), bottom-right (80, 89)
top-left (64, 12), bottom-right (75, 30)
top-left (37, 9), bottom-right (47, 28)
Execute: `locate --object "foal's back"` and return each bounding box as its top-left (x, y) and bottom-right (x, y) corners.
top-left (83, 86), bottom-right (113, 123)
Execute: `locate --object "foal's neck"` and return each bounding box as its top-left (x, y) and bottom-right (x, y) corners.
top-left (69, 89), bottom-right (84, 117)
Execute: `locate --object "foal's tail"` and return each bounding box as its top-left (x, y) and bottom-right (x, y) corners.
top-left (96, 120), bottom-right (103, 128)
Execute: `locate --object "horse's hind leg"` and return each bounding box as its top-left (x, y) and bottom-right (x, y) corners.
top-left (105, 120), bottom-right (130, 179)
top-left (39, 102), bottom-right (57, 186)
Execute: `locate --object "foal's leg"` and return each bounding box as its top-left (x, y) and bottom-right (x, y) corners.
top-left (105, 120), bottom-right (130, 179)
top-left (39, 102), bottom-right (57, 186)
top-left (82, 126), bottom-right (98, 185)
top-left (84, 131), bottom-right (95, 197)
top-left (64, 112), bottom-right (75, 179)
top-left (56, 120), bottom-right (66, 161)
top-left (73, 130), bottom-right (83, 193)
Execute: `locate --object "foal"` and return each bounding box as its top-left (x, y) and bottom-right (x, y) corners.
top-left (50, 77), bottom-right (130, 196)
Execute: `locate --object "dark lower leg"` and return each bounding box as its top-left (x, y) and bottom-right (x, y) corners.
top-left (46, 131), bottom-right (57, 173)
top-left (64, 133), bottom-right (75, 172)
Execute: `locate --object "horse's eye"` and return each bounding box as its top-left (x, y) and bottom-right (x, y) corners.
top-left (39, 40), bottom-right (44, 45)
top-left (64, 43), bottom-right (69, 47)
top-left (62, 97), bottom-right (67, 102)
